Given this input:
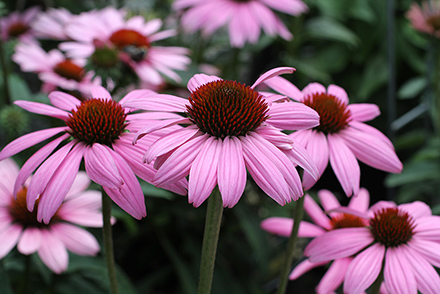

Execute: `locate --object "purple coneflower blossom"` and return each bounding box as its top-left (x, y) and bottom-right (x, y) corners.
top-left (32, 7), bottom-right (74, 40)
top-left (123, 67), bottom-right (320, 208)
top-left (12, 42), bottom-right (100, 96)
top-left (0, 86), bottom-right (187, 223)
top-left (406, 1), bottom-right (440, 38)
top-left (0, 158), bottom-right (105, 274)
top-left (261, 188), bottom-right (370, 293)
top-left (263, 79), bottom-right (403, 196)
top-left (173, 0), bottom-right (308, 48)
top-left (0, 6), bottom-right (40, 43)
top-left (305, 200), bottom-right (440, 294)
top-left (59, 7), bottom-right (190, 86)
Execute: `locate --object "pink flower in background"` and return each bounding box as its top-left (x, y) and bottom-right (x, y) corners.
top-left (59, 7), bottom-right (190, 86)
top-left (261, 189), bottom-right (370, 293)
top-left (173, 0), bottom-right (308, 47)
top-left (123, 67), bottom-right (319, 207)
top-left (263, 79), bottom-right (403, 196)
top-left (0, 158), bottom-right (104, 274)
top-left (305, 200), bottom-right (440, 294)
top-left (32, 7), bottom-right (75, 40)
top-left (0, 86), bottom-right (187, 223)
top-left (407, 1), bottom-right (440, 37)
top-left (12, 42), bottom-right (101, 96)
top-left (0, 6), bottom-right (40, 43)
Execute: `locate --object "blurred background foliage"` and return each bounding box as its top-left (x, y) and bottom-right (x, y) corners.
top-left (0, 0), bottom-right (439, 293)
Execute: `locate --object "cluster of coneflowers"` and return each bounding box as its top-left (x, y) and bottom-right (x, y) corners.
top-left (1, 1), bottom-right (440, 293)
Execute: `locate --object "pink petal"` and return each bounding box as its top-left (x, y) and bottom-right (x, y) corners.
top-left (304, 194), bottom-right (332, 230)
top-left (304, 227), bottom-right (372, 263)
top-left (343, 243), bottom-right (384, 293)
top-left (0, 126), bottom-right (66, 160)
top-left (0, 224), bottom-right (22, 258)
top-left (348, 187), bottom-right (370, 212)
top-left (348, 103), bottom-right (380, 122)
top-left (262, 75), bottom-right (303, 101)
top-left (266, 101), bottom-right (320, 130)
top-left (65, 171), bottom-right (90, 199)
top-left (412, 216), bottom-right (440, 242)
top-left (328, 134), bottom-right (360, 197)
top-left (38, 142), bottom-right (85, 224)
top-left (251, 67), bottom-right (295, 89)
top-left (38, 229), bottom-right (69, 274)
top-left (51, 223), bottom-right (100, 256)
top-left (301, 131), bottom-right (328, 190)
top-left (14, 100), bottom-right (69, 120)
top-left (398, 201), bottom-right (432, 219)
top-left (383, 247), bottom-right (417, 294)
top-left (0, 158), bottom-right (19, 195)
top-left (188, 137), bottom-right (222, 207)
top-left (122, 94), bottom-right (188, 112)
top-left (119, 89), bottom-right (159, 106)
top-left (17, 227), bottom-right (42, 254)
top-left (84, 144), bottom-right (123, 189)
top-left (340, 127), bottom-right (403, 173)
top-left (48, 91), bottom-right (81, 111)
top-left (187, 73), bottom-right (222, 92)
top-left (284, 140), bottom-right (320, 182)
top-left (90, 85), bottom-right (111, 100)
top-left (408, 238), bottom-right (440, 268)
top-left (317, 257), bottom-right (352, 294)
top-left (302, 83), bottom-right (326, 99)
top-left (255, 125), bottom-right (294, 150)
top-left (317, 190), bottom-right (341, 218)
top-left (261, 217), bottom-right (325, 238)
top-left (327, 84), bottom-right (349, 105)
top-left (218, 136), bottom-right (247, 207)
top-left (134, 117), bottom-right (191, 143)
top-left (289, 259), bottom-right (328, 280)
top-left (349, 121), bottom-right (394, 148)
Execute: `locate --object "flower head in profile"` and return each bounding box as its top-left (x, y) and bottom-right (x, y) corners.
top-left (173, 0), bottom-right (308, 47)
top-left (59, 7), bottom-right (190, 87)
top-left (305, 200), bottom-right (440, 293)
top-left (0, 86), bottom-right (187, 223)
top-left (0, 6), bottom-right (40, 43)
top-left (0, 158), bottom-right (105, 274)
top-left (12, 42), bottom-right (100, 96)
top-left (263, 79), bottom-right (403, 196)
top-left (261, 189), bottom-right (370, 293)
top-left (123, 67), bottom-right (320, 208)
top-left (407, 1), bottom-right (440, 38)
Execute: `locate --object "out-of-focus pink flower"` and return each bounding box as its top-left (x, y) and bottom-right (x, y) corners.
top-left (305, 200), bottom-right (440, 293)
top-left (407, 1), bottom-right (440, 37)
top-left (0, 86), bottom-right (188, 223)
top-left (12, 42), bottom-right (101, 96)
top-left (122, 67), bottom-right (319, 207)
top-left (261, 189), bottom-right (370, 293)
top-left (263, 79), bottom-right (403, 196)
top-left (32, 7), bottom-right (75, 40)
top-left (59, 7), bottom-right (190, 86)
top-left (0, 158), bottom-right (105, 274)
top-left (0, 6), bottom-right (40, 43)
top-left (173, 0), bottom-right (308, 48)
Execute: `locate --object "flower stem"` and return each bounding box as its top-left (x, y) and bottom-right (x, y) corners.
top-left (20, 255), bottom-right (30, 294)
top-left (276, 196), bottom-right (305, 294)
top-left (101, 187), bottom-right (119, 294)
top-left (197, 188), bottom-right (224, 294)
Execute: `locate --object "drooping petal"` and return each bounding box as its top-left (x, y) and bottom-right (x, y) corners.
top-left (328, 134), bottom-right (360, 197)
top-left (344, 243), bottom-right (385, 293)
top-left (17, 227), bottom-right (42, 254)
top-left (304, 227), bottom-right (372, 263)
top-left (266, 101), bottom-right (320, 130)
top-left (383, 247), bottom-right (417, 294)
top-left (289, 258), bottom-right (328, 280)
top-left (0, 224), bottom-right (22, 258)
top-left (284, 139), bottom-right (320, 182)
top-left (255, 125), bottom-right (294, 150)
top-left (317, 257), bottom-right (352, 294)
top-left (301, 131), bottom-right (328, 190)
top-left (304, 194), bottom-right (332, 230)
top-left (38, 229), bottom-right (69, 274)
top-left (51, 223), bottom-right (100, 256)
top-left (218, 136), bottom-right (246, 207)
top-left (187, 73), bottom-right (221, 92)
top-left (84, 144), bottom-right (123, 189)
top-left (134, 117), bottom-right (191, 143)
top-left (250, 67), bottom-right (295, 89)
top-left (408, 238), bottom-right (440, 268)
top-left (349, 121), bottom-right (394, 148)
top-left (348, 103), bottom-right (380, 122)
top-left (65, 171), bottom-right (91, 199)
top-left (14, 100), bottom-right (70, 120)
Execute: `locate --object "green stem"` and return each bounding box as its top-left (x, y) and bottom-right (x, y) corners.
top-left (20, 255), bottom-right (31, 294)
top-left (197, 188), bottom-right (224, 294)
top-left (101, 187), bottom-right (119, 294)
top-left (276, 196), bottom-right (305, 294)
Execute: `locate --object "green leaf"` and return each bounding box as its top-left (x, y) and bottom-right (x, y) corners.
top-left (397, 77), bottom-right (427, 99)
top-left (0, 262), bottom-right (13, 294)
top-left (386, 161), bottom-right (440, 187)
top-left (304, 17), bottom-right (359, 47)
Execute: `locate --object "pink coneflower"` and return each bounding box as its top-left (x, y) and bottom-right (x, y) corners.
top-left (263, 79), bottom-right (403, 196)
top-left (58, 7), bottom-right (190, 86)
top-left (12, 42), bottom-right (101, 96)
top-left (32, 7), bottom-right (75, 40)
top-left (0, 86), bottom-right (187, 223)
top-left (173, 0), bottom-right (308, 48)
top-left (407, 1), bottom-right (440, 38)
top-left (305, 200), bottom-right (440, 293)
top-left (0, 158), bottom-right (104, 274)
top-left (123, 67), bottom-right (320, 207)
top-left (0, 6), bottom-right (40, 43)
top-left (261, 188), bottom-right (370, 293)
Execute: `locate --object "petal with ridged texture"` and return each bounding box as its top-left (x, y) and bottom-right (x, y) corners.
top-left (14, 100), bottom-right (69, 120)
top-left (188, 73), bottom-right (222, 92)
top-left (301, 131), bottom-right (328, 190)
top-left (267, 101), bottom-right (320, 130)
top-left (48, 91), bottom-right (81, 111)
top-left (317, 257), bottom-right (352, 294)
top-left (348, 103), bottom-right (380, 122)
top-left (263, 76), bottom-right (303, 101)
top-left (51, 223), bottom-right (99, 256)
top-left (289, 259), bottom-right (328, 280)
top-left (251, 67), bottom-right (295, 89)
top-left (304, 194), bottom-right (332, 230)
top-left (384, 246), bottom-right (417, 294)
top-left (84, 144), bottom-right (123, 189)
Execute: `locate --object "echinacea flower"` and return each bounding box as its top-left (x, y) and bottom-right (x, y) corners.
top-left (305, 200), bottom-right (440, 294)
top-left (406, 1), bottom-right (440, 38)
top-left (261, 189), bottom-right (370, 293)
top-left (0, 6), bottom-right (40, 43)
top-left (32, 7), bottom-right (74, 40)
top-left (263, 79), bottom-right (403, 196)
top-left (0, 86), bottom-right (187, 223)
top-left (123, 67), bottom-right (320, 208)
top-left (59, 7), bottom-right (190, 86)
top-left (12, 42), bottom-right (101, 96)
top-left (0, 158), bottom-right (104, 274)
top-left (173, 0), bottom-right (308, 47)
